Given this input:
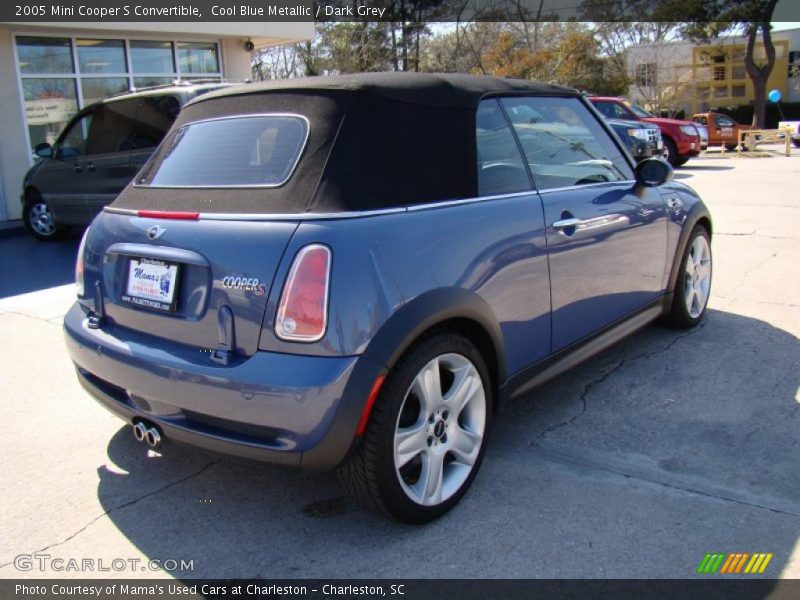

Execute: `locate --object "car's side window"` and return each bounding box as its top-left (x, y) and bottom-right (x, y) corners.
top-left (694, 116), bottom-right (708, 126)
top-left (592, 101), bottom-right (613, 118)
top-left (501, 96), bottom-right (634, 191)
top-left (475, 99), bottom-right (531, 197)
top-left (85, 98), bottom-right (141, 156)
top-left (56, 112), bottom-right (93, 160)
top-left (593, 101), bottom-right (633, 120)
top-left (715, 115), bottom-right (734, 128)
top-left (129, 95), bottom-right (180, 150)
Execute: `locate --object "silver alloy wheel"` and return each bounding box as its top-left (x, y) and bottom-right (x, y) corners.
top-left (684, 235), bottom-right (712, 318)
top-left (28, 202), bottom-right (56, 236)
top-left (393, 353), bottom-right (486, 507)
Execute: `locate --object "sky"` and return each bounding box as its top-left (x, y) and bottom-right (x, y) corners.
top-left (773, 22), bottom-right (800, 31)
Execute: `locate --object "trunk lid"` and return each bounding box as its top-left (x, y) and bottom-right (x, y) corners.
top-left (82, 210), bottom-right (297, 359)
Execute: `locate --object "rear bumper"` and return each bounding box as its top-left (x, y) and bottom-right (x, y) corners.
top-left (63, 303), bottom-right (381, 470)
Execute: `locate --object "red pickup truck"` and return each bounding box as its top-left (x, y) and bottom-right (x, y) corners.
top-left (589, 96), bottom-right (704, 167)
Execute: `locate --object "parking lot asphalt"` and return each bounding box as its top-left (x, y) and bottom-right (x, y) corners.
top-left (0, 153), bottom-right (798, 580)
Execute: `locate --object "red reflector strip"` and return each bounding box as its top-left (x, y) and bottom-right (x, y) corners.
top-left (356, 375), bottom-right (387, 436)
top-left (136, 210), bottom-right (199, 220)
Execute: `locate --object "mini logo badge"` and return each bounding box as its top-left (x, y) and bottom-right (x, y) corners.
top-left (147, 225), bottom-right (166, 240)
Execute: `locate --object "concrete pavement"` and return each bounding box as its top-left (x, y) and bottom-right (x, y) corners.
top-left (0, 154), bottom-right (798, 580)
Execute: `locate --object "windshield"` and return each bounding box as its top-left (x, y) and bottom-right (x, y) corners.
top-left (137, 114), bottom-right (309, 188)
top-left (628, 103), bottom-right (654, 118)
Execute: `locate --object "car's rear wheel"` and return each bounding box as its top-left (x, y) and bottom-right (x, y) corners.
top-left (665, 225), bottom-right (712, 328)
top-left (23, 196), bottom-right (67, 241)
top-left (338, 331), bottom-right (491, 524)
top-left (792, 138), bottom-right (800, 149)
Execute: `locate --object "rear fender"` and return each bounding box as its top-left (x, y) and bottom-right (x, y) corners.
top-left (304, 288), bottom-right (507, 469)
top-left (360, 287), bottom-right (507, 392)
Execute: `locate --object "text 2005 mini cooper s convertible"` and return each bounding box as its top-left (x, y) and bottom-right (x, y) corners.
top-left (65, 73), bottom-right (712, 523)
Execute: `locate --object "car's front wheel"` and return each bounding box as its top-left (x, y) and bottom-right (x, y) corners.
top-left (338, 331), bottom-right (492, 524)
top-left (665, 225), bottom-right (712, 328)
top-left (664, 138), bottom-right (681, 167)
top-left (23, 196), bottom-right (67, 241)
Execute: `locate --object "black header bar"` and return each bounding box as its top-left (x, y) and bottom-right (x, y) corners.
top-left (3, 0), bottom-right (800, 22)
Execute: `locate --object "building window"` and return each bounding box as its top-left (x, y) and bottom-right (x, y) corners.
top-left (177, 42), bottom-right (220, 75)
top-left (15, 35), bottom-right (222, 153)
top-left (16, 37), bottom-right (73, 74)
top-left (21, 78), bottom-right (78, 150)
top-left (714, 85), bottom-right (728, 99)
top-left (634, 63), bottom-right (657, 87)
top-left (130, 40), bottom-right (175, 74)
top-left (731, 85), bottom-right (746, 98)
top-left (713, 66), bottom-right (726, 81)
top-left (731, 65), bottom-right (746, 80)
top-left (696, 86), bottom-right (710, 101)
top-left (76, 39), bottom-right (126, 74)
top-left (790, 51), bottom-right (800, 79)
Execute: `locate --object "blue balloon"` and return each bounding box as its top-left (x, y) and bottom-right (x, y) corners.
top-left (768, 89), bottom-right (782, 102)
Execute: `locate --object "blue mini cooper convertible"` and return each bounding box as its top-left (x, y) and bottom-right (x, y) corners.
top-left (65, 73), bottom-right (712, 523)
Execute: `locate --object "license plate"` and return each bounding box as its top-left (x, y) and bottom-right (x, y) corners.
top-left (122, 257), bottom-right (180, 313)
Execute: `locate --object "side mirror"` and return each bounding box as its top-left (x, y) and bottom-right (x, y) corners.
top-left (635, 158), bottom-right (673, 187)
top-left (34, 143), bottom-right (52, 158)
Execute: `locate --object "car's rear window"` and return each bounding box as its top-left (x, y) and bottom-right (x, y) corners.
top-left (137, 114), bottom-right (308, 188)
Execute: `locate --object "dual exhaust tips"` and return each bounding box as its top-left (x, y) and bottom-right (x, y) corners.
top-left (133, 421), bottom-right (162, 448)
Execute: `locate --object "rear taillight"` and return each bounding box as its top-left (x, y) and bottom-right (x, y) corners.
top-left (75, 228), bottom-right (89, 298)
top-left (275, 244), bottom-right (331, 342)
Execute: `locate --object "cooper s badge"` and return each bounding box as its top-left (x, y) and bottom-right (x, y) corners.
top-left (221, 275), bottom-right (266, 295)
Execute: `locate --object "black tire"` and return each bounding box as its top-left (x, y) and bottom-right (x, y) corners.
top-left (22, 195), bottom-right (68, 241)
top-left (674, 157), bottom-right (690, 167)
top-left (338, 330), bottom-right (493, 524)
top-left (724, 143), bottom-right (738, 152)
top-left (792, 138), bottom-right (800, 149)
top-left (664, 138), bottom-right (681, 167)
top-left (664, 225), bottom-right (712, 329)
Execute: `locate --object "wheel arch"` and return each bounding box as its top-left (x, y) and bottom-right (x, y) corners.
top-left (666, 202), bottom-right (713, 295)
top-left (695, 215), bottom-right (712, 237)
top-left (23, 185), bottom-right (42, 203)
top-left (360, 288), bottom-right (507, 411)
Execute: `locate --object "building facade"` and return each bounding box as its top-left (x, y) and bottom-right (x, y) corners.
top-left (626, 27), bottom-right (800, 116)
top-left (0, 21), bottom-right (313, 223)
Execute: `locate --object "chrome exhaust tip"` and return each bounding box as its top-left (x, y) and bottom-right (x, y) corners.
top-left (133, 422), bottom-right (147, 443)
top-left (145, 427), bottom-right (161, 448)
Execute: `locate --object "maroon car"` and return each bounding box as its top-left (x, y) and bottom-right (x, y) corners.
top-left (590, 96), bottom-right (703, 167)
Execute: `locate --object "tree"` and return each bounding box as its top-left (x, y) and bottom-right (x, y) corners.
top-left (661, 0), bottom-right (779, 128)
top-left (321, 22), bottom-right (395, 73)
top-left (480, 23), bottom-right (629, 94)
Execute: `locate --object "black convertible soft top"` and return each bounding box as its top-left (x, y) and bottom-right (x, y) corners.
top-left (111, 72), bottom-right (579, 215)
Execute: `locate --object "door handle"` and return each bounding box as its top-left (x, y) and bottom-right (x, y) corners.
top-left (73, 163), bottom-right (82, 173)
top-left (86, 162), bottom-right (96, 172)
top-left (553, 218), bottom-right (582, 230)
